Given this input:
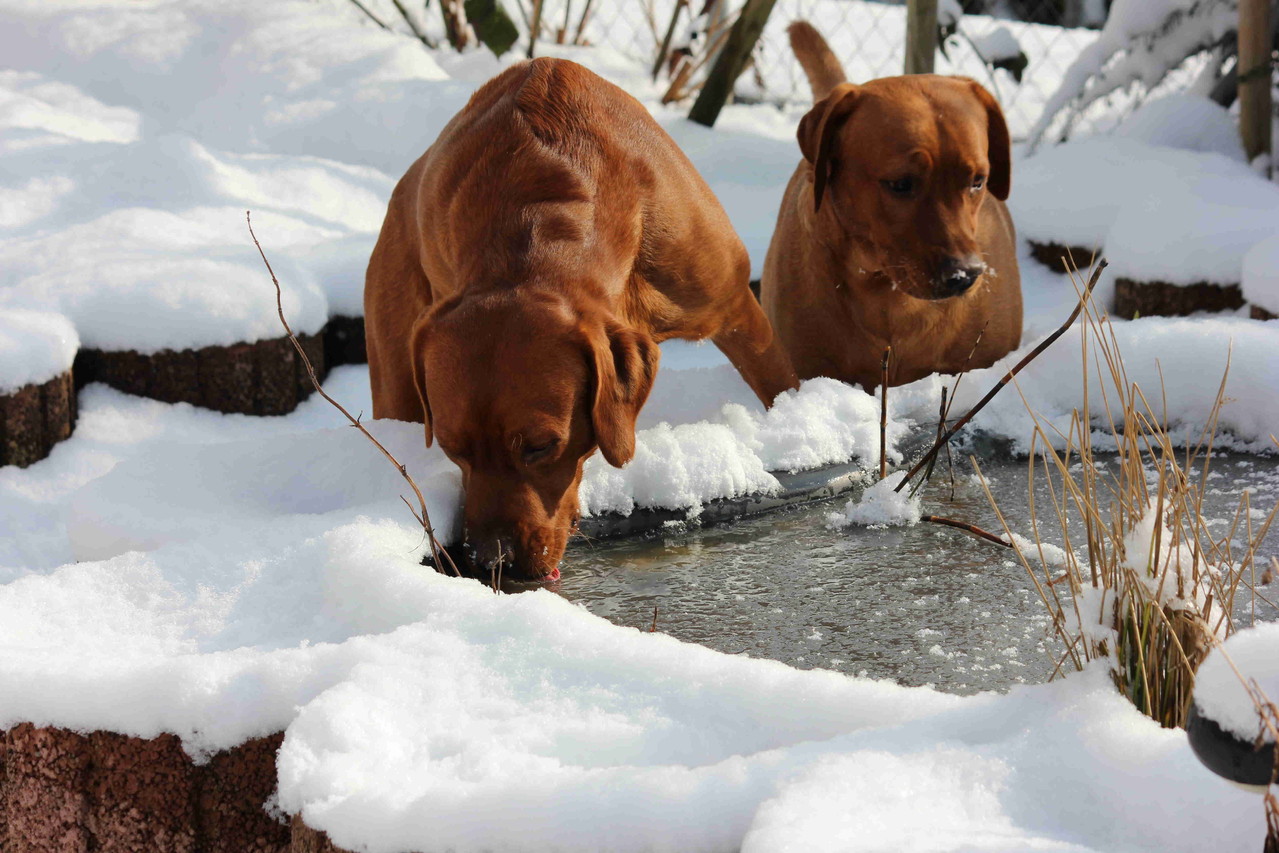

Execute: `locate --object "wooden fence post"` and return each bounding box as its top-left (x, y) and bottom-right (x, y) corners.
top-left (905, 0), bottom-right (939, 75)
top-left (688, 0), bottom-right (778, 127)
top-left (1239, 0), bottom-right (1273, 173)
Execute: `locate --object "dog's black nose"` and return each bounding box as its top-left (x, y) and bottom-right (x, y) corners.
top-left (936, 257), bottom-right (984, 295)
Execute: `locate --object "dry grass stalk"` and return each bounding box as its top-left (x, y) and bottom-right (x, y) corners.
top-left (921, 514), bottom-right (1011, 548)
top-left (976, 265), bottom-right (1278, 728)
top-left (879, 346), bottom-right (891, 480)
top-left (247, 212), bottom-right (459, 577)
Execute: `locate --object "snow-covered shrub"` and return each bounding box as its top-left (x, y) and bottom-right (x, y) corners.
top-left (980, 270), bottom-right (1277, 728)
top-left (1027, 0), bottom-right (1240, 150)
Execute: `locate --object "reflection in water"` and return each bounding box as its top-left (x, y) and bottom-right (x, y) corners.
top-left (559, 453), bottom-right (1279, 696)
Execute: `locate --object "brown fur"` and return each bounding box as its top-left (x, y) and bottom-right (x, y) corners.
top-left (762, 23), bottom-right (1022, 391)
top-left (365, 58), bottom-right (798, 580)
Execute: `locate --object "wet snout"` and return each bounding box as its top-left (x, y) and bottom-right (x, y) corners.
top-left (460, 475), bottom-right (573, 582)
top-left (932, 254), bottom-right (986, 298)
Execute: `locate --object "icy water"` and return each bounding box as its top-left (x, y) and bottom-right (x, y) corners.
top-left (559, 452), bottom-right (1279, 696)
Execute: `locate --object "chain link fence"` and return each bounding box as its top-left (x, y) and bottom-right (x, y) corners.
top-left (572, 0), bottom-right (1215, 140)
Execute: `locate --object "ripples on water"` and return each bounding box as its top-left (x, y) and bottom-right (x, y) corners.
top-left (559, 453), bottom-right (1279, 695)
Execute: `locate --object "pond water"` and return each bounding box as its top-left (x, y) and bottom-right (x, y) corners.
top-left (559, 451), bottom-right (1279, 696)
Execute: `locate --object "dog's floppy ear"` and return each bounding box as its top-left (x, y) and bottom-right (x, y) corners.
top-left (588, 320), bottom-right (660, 468)
top-left (408, 312), bottom-right (434, 446)
top-left (797, 82), bottom-right (860, 212)
top-left (967, 80), bottom-right (1011, 200)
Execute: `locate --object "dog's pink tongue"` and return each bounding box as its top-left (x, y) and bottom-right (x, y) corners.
top-left (545, 567), bottom-right (561, 582)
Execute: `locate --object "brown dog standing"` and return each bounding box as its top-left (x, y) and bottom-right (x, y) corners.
top-left (365, 58), bottom-right (798, 581)
top-left (762, 22), bottom-right (1021, 391)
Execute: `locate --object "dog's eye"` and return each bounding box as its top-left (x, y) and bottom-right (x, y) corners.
top-left (970, 175), bottom-right (986, 192)
top-left (522, 439), bottom-right (559, 464)
top-left (881, 177), bottom-right (916, 197)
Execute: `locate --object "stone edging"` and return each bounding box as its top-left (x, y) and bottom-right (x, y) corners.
top-left (2, 315), bottom-right (367, 469)
top-left (1026, 240), bottom-right (1099, 273)
top-left (1113, 278), bottom-right (1245, 319)
top-left (0, 371), bottom-right (76, 469)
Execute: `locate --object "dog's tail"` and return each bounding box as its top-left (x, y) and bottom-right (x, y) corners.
top-left (787, 21), bottom-right (848, 101)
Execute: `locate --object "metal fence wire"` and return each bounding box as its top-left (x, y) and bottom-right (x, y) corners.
top-left (572, 0), bottom-right (1215, 140)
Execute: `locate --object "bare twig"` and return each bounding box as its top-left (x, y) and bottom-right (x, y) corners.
top-left (346, 0), bottom-right (391, 31)
top-left (390, 0), bottom-right (439, 48)
top-left (572, 0), bottom-right (596, 44)
top-left (653, 0), bottom-right (688, 79)
top-left (650, 605), bottom-right (659, 632)
top-left (895, 259), bottom-right (1108, 493)
top-left (527, 0), bottom-right (545, 57)
top-left (247, 211), bottom-right (458, 577)
top-left (921, 514), bottom-right (1012, 548)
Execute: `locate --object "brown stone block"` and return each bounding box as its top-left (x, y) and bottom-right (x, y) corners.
top-left (255, 338), bottom-right (298, 417)
top-left (0, 384), bottom-right (45, 468)
top-left (2, 724), bottom-right (91, 853)
top-left (1113, 278), bottom-right (1245, 319)
top-left (1251, 304), bottom-right (1277, 321)
top-left (71, 349), bottom-right (99, 390)
top-left (1027, 240), bottom-right (1099, 273)
top-left (148, 348), bottom-right (200, 406)
top-left (290, 815), bottom-right (355, 853)
top-left (200, 733), bottom-right (289, 853)
top-left (85, 730), bottom-right (197, 853)
top-left (41, 372), bottom-right (76, 446)
top-left (93, 349), bottom-right (154, 398)
top-left (198, 342), bottom-right (257, 414)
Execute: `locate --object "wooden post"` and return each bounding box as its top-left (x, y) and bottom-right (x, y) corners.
top-left (905, 0), bottom-right (938, 75)
top-left (1239, 0), bottom-right (1273, 172)
top-left (689, 0), bottom-right (777, 127)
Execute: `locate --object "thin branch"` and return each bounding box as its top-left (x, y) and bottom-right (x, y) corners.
top-left (879, 346), bottom-right (891, 480)
top-left (390, 0), bottom-right (439, 48)
top-left (895, 259), bottom-right (1108, 493)
top-left (247, 211), bottom-right (458, 577)
top-left (921, 514), bottom-right (1012, 548)
top-left (346, 0), bottom-right (391, 31)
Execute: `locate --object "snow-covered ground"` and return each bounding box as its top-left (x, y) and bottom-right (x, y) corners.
top-left (2, 1), bottom-right (1278, 851)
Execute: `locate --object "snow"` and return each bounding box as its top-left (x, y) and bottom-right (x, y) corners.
top-left (1115, 94), bottom-right (1247, 162)
top-left (0, 309), bottom-right (78, 394)
top-left (827, 471), bottom-right (922, 528)
top-left (1243, 234), bottom-right (1279, 316)
top-left (1195, 622), bottom-right (1279, 744)
top-left (1, 2), bottom-right (1278, 851)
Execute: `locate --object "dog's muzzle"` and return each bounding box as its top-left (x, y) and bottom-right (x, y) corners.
top-left (933, 257), bottom-right (985, 297)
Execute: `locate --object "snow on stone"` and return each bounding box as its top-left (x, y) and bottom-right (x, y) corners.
top-left (1195, 622), bottom-right (1279, 744)
top-left (969, 26), bottom-right (1022, 63)
top-left (1243, 233), bottom-right (1279, 316)
top-left (1115, 94), bottom-right (1247, 162)
top-left (0, 309), bottom-right (78, 394)
top-left (827, 471), bottom-right (921, 528)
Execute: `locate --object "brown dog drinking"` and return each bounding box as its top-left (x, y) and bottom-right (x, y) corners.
top-left (762, 22), bottom-right (1022, 391)
top-left (365, 58), bottom-right (798, 582)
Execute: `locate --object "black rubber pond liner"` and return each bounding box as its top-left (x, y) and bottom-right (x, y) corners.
top-left (575, 459), bottom-right (873, 541)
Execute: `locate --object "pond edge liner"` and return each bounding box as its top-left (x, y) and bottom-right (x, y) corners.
top-left (575, 459), bottom-right (874, 541)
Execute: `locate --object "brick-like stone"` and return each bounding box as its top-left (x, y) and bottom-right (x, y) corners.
top-left (1114, 277), bottom-right (1244, 319)
top-left (2, 724), bottom-right (91, 853)
top-left (201, 733), bottom-right (289, 853)
top-left (322, 316), bottom-right (367, 368)
top-left (290, 815), bottom-right (355, 853)
top-left (1, 383), bottom-right (46, 469)
top-left (85, 730), bottom-right (197, 853)
top-left (1027, 240), bottom-right (1099, 273)
top-left (1251, 304), bottom-right (1277, 321)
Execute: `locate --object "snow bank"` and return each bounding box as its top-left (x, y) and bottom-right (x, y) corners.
top-left (281, 658), bottom-right (1268, 853)
top-left (0, 309), bottom-right (78, 394)
top-left (1195, 622), bottom-right (1279, 744)
top-left (1244, 234), bottom-right (1279, 316)
top-left (1012, 133), bottom-right (1279, 274)
top-left (1115, 94), bottom-right (1246, 162)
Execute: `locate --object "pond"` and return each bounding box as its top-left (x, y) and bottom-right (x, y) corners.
top-left (559, 451), bottom-right (1279, 696)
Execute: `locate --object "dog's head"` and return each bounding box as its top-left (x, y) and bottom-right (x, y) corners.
top-left (411, 290), bottom-right (659, 582)
top-left (797, 75), bottom-right (1010, 300)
